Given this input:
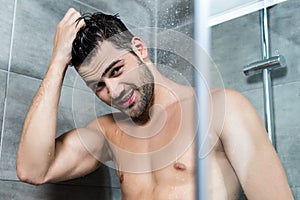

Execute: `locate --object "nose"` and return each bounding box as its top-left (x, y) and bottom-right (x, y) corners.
top-left (104, 78), bottom-right (123, 99)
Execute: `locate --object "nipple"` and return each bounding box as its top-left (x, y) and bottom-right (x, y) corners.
top-left (173, 162), bottom-right (187, 171)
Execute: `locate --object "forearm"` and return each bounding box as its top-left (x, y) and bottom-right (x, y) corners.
top-left (17, 61), bottom-right (67, 184)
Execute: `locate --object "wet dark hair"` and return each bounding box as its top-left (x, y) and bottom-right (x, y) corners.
top-left (71, 12), bottom-right (134, 68)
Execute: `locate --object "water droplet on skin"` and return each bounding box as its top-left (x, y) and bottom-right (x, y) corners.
top-left (168, 186), bottom-right (178, 200)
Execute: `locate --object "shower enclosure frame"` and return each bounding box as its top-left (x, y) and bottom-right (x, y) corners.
top-left (195, 1), bottom-right (284, 199)
top-left (259, 7), bottom-right (277, 147)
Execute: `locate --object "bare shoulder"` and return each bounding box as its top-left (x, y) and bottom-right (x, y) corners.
top-left (71, 114), bottom-right (119, 163)
top-left (210, 88), bottom-right (250, 106)
top-left (210, 88), bottom-right (265, 138)
top-left (211, 88), bottom-right (267, 145)
top-left (210, 88), bottom-right (259, 119)
top-left (56, 114), bottom-right (118, 164)
top-left (87, 113), bottom-right (115, 132)
top-left (221, 89), bottom-right (262, 124)
top-left (85, 112), bottom-right (125, 135)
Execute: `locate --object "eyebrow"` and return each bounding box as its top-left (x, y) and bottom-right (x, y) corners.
top-left (102, 59), bottom-right (123, 77)
top-left (85, 59), bottom-right (123, 87)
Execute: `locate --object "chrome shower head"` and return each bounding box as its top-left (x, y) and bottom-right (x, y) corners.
top-left (243, 55), bottom-right (286, 76)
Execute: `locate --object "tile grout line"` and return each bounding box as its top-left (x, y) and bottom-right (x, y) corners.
top-left (74, 0), bottom-right (139, 30)
top-left (73, 0), bottom-right (103, 13)
top-left (0, 177), bottom-right (121, 189)
top-left (0, 68), bottom-right (92, 94)
top-left (154, 0), bottom-right (158, 65)
top-left (0, 0), bottom-right (18, 163)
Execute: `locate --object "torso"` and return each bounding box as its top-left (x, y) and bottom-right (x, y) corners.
top-left (99, 88), bottom-right (241, 200)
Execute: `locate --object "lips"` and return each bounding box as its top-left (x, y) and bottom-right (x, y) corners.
top-left (121, 90), bottom-right (135, 108)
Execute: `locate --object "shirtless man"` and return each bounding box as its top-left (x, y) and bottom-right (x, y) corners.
top-left (16, 8), bottom-right (294, 200)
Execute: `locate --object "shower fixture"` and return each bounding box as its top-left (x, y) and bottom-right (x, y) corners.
top-left (243, 6), bottom-right (286, 148)
top-left (243, 55), bottom-right (286, 76)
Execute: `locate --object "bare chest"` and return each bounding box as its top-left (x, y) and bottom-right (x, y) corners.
top-left (106, 104), bottom-right (196, 173)
top-left (114, 142), bottom-right (196, 200)
top-left (101, 99), bottom-right (239, 199)
top-left (105, 107), bottom-right (196, 198)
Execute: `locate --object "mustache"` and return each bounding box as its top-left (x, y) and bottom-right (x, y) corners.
top-left (111, 86), bottom-right (137, 105)
top-left (111, 90), bottom-right (127, 105)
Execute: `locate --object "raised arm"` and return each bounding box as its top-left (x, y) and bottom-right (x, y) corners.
top-left (16, 8), bottom-right (108, 185)
top-left (215, 89), bottom-right (294, 199)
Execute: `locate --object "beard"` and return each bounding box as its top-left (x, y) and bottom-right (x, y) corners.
top-left (112, 60), bottom-right (154, 125)
top-left (127, 62), bottom-right (154, 124)
top-left (130, 83), bottom-right (154, 124)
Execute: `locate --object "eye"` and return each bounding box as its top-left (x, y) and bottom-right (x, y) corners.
top-left (94, 82), bottom-right (105, 92)
top-left (111, 66), bottom-right (123, 77)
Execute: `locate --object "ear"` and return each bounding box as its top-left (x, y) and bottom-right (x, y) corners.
top-left (131, 37), bottom-right (148, 61)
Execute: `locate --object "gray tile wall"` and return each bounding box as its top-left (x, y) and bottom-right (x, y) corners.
top-left (3, 0), bottom-right (296, 199)
top-left (0, 0), bottom-right (156, 199)
top-left (211, 0), bottom-right (300, 199)
top-left (4, 0), bottom-right (298, 199)
top-left (0, 0), bottom-right (196, 198)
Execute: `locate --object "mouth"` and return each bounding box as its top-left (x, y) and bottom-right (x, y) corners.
top-left (120, 90), bottom-right (136, 108)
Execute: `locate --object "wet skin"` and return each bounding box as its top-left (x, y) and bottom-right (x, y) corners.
top-left (17, 8), bottom-right (293, 200)
top-left (76, 41), bottom-right (241, 199)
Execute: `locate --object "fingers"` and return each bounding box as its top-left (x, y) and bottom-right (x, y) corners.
top-left (60, 8), bottom-right (80, 25)
top-left (55, 7), bottom-right (85, 42)
top-left (75, 17), bottom-right (86, 31)
top-left (51, 8), bottom-right (85, 66)
top-left (60, 8), bottom-right (85, 30)
top-left (61, 8), bottom-right (76, 21)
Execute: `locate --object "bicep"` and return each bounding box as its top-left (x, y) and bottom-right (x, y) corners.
top-left (219, 90), bottom-right (293, 199)
top-left (44, 127), bottom-right (109, 183)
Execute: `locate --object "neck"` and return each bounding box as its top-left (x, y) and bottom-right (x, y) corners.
top-left (147, 62), bottom-right (189, 106)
